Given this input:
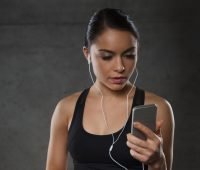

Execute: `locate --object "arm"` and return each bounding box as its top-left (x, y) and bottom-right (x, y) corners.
top-left (148, 99), bottom-right (174, 170)
top-left (46, 100), bottom-right (69, 170)
top-left (127, 99), bottom-right (175, 170)
top-left (155, 100), bottom-right (174, 170)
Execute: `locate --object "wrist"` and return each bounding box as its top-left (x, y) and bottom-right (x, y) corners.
top-left (149, 153), bottom-right (166, 170)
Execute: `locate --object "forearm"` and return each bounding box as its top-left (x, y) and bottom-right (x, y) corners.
top-left (46, 164), bottom-right (66, 170)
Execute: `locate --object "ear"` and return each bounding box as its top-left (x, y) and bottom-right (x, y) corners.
top-left (83, 46), bottom-right (90, 64)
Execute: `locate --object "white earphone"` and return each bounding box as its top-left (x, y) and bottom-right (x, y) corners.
top-left (88, 56), bottom-right (91, 65)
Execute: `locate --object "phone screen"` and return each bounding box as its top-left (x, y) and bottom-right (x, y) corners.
top-left (131, 104), bottom-right (157, 140)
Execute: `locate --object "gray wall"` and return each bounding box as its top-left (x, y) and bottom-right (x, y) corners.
top-left (0, 0), bottom-right (199, 170)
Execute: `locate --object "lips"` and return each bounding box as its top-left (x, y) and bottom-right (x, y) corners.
top-left (109, 77), bottom-right (127, 84)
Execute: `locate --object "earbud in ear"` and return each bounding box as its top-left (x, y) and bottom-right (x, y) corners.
top-left (88, 57), bottom-right (91, 64)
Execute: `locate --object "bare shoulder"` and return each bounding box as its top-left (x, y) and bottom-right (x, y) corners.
top-left (144, 90), bottom-right (174, 122)
top-left (51, 91), bottom-right (82, 127)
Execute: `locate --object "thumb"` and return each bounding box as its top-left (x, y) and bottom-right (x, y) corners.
top-left (156, 120), bottom-right (164, 136)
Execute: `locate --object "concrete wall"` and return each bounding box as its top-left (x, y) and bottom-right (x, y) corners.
top-left (0, 0), bottom-right (199, 169)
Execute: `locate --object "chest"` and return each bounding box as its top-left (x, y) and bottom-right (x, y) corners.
top-left (82, 96), bottom-right (134, 135)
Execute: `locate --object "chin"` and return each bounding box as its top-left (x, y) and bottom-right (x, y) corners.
top-left (98, 80), bottom-right (128, 91)
top-left (108, 83), bottom-right (127, 91)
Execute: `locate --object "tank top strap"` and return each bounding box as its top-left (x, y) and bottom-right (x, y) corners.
top-left (73, 87), bottom-right (90, 115)
top-left (133, 87), bottom-right (145, 107)
top-left (68, 87), bottom-right (90, 141)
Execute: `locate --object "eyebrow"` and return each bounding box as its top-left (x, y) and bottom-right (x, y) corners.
top-left (98, 47), bottom-right (136, 55)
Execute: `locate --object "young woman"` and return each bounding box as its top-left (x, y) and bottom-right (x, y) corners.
top-left (46, 8), bottom-right (174, 170)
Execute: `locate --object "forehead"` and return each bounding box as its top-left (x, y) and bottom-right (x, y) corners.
top-left (90, 28), bottom-right (138, 52)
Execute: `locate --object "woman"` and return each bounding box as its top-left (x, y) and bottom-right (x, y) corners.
top-left (46, 8), bottom-right (174, 170)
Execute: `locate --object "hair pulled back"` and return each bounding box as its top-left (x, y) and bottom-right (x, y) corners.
top-left (84, 8), bottom-right (139, 48)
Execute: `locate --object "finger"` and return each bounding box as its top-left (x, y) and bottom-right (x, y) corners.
top-left (133, 122), bottom-right (156, 140)
top-left (127, 133), bottom-right (147, 148)
top-left (156, 120), bottom-right (163, 130)
top-left (127, 141), bottom-right (148, 155)
top-left (130, 149), bottom-right (148, 163)
top-left (156, 120), bottom-right (163, 136)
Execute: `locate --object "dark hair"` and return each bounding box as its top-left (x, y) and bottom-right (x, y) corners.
top-left (84, 8), bottom-right (139, 48)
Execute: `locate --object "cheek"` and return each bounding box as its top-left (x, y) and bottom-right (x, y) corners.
top-left (125, 59), bottom-right (137, 71)
top-left (92, 60), bottom-right (102, 76)
top-left (91, 60), bottom-right (108, 77)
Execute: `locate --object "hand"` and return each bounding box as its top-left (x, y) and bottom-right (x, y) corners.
top-left (126, 120), bottom-right (165, 168)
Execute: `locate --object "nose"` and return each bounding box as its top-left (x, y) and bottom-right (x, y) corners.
top-left (114, 56), bottom-right (125, 73)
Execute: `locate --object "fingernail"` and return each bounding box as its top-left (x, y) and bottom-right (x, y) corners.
top-left (130, 149), bottom-right (134, 156)
top-left (126, 134), bottom-right (129, 138)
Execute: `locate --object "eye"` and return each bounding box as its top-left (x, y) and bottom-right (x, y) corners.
top-left (124, 54), bottom-right (136, 59)
top-left (102, 55), bottom-right (112, 60)
top-left (99, 52), bottom-right (113, 60)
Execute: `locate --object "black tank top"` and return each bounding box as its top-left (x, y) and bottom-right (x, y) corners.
top-left (68, 87), bottom-right (148, 170)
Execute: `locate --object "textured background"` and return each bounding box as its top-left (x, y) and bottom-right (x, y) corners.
top-left (0, 0), bottom-right (199, 169)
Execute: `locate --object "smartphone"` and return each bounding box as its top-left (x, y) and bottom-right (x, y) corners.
top-left (131, 104), bottom-right (157, 140)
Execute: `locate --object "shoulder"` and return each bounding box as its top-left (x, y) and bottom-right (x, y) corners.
top-left (144, 90), bottom-right (172, 109)
top-left (144, 90), bottom-right (174, 123)
top-left (51, 90), bottom-right (83, 127)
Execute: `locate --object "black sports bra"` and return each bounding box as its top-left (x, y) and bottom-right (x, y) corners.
top-left (68, 87), bottom-right (148, 170)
